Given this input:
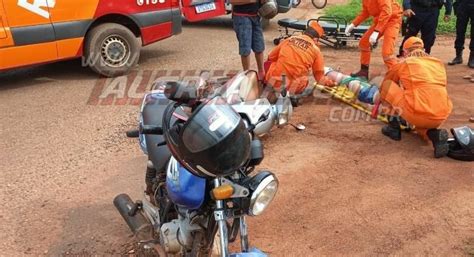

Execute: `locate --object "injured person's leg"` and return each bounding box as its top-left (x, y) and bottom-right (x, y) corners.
top-left (324, 67), bottom-right (381, 104)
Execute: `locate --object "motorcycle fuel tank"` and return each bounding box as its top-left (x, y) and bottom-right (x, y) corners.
top-left (166, 157), bottom-right (206, 210)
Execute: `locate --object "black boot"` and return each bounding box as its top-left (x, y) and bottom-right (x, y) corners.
top-left (351, 64), bottom-right (369, 80)
top-left (448, 49), bottom-right (463, 65)
top-left (381, 116), bottom-right (401, 141)
top-left (468, 51), bottom-right (474, 68)
top-left (427, 129), bottom-right (449, 158)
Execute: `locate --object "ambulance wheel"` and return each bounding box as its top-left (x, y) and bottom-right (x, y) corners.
top-left (85, 23), bottom-right (141, 77)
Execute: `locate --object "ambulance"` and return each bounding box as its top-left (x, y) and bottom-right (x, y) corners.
top-left (0, 0), bottom-right (290, 77)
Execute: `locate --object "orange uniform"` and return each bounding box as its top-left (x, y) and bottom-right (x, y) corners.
top-left (352, 0), bottom-right (402, 68)
top-left (265, 34), bottom-right (327, 94)
top-left (380, 54), bottom-right (453, 137)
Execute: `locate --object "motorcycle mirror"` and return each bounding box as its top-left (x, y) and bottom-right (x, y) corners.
top-left (164, 81), bottom-right (198, 104)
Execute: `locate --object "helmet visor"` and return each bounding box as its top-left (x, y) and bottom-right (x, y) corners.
top-left (182, 97), bottom-right (242, 153)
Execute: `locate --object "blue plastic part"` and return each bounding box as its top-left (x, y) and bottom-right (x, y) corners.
top-left (166, 161), bottom-right (207, 210)
top-left (357, 85), bottom-right (379, 104)
top-left (230, 248), bottom-right (268, 257)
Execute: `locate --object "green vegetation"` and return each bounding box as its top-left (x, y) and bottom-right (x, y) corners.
top-left (324, 0), bottom-right (469, 35)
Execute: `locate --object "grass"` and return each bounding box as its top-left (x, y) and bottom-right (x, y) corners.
top-left (324, 0), bottom-right (469, 35)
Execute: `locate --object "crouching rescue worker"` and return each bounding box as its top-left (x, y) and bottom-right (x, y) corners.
top-left (379, 37), bottom-right (453, 158)
top-left (345, 0), bottom-right (403, 79)
top-left (265, 21), bottom-right (336, 95)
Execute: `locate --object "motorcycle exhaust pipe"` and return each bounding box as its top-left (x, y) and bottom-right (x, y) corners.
top-left (113, 194), bottom-right (154, 241)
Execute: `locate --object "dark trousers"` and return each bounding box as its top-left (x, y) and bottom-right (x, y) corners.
top-left (454, 1), bottom-right (474, 51)
top-left (399, 7), bottom-right (440, 55)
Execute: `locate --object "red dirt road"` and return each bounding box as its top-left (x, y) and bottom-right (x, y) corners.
top-left (1, 4), bottom-right (473, 257)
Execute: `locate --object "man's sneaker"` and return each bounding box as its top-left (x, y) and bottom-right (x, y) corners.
top-left (427, 129), bottom-right (449, 158)
top-left (382, 125), bottom-right (402, 141)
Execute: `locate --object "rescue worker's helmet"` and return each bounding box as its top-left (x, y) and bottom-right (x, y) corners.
top-left (403, 37), bottom-right (424, 51)
top-left (165, 96), bottom-right (252, 178)
top-left (307, 20), bottom-right (325, 38)
top-left (259, 0), bottom-right (278, 19)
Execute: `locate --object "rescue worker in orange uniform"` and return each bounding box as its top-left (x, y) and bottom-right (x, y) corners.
top-left (345, 0), bottom-right (403, 79)
top-left (379, 37), bottom-right (453, 158)
top-left (265, 21), bottom-right (336, 95)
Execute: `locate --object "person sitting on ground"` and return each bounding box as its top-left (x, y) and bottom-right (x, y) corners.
top-left (379, 37), bottom-right (453, 158)
top-left (265, 21), bottom-right (336, 95)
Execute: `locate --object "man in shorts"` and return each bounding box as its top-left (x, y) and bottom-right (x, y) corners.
top-left (232, 2), bottom-right (265, 79)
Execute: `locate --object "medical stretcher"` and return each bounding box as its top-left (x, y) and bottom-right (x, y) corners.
top-left (274, 16), bottom-right (370, 49)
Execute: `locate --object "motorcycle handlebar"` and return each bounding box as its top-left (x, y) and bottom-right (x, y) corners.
top-left (140, 125), bottom-right (163, 135)
top-left (126, 130), bottom-right (139, 138)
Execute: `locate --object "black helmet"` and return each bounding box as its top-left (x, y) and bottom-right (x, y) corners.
top-left (447, 126), bottom-right (474, 162)
top-left (165, 96), bottom-right (251, 178)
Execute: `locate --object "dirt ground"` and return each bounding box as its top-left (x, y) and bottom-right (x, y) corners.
top-left (1, 3), bottom-right (473, 257)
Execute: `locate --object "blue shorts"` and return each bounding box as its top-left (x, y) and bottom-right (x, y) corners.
top-left (232, 15), bottom-right (265, 56)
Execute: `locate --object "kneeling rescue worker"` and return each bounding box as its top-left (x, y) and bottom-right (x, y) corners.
top-left (379, 37), bottom-right (453, 158)
top-left (265, 21), bottom-right (336, 95)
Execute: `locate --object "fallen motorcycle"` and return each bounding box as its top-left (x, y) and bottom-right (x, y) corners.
top-left (115, 70), bottom-right (293, 256)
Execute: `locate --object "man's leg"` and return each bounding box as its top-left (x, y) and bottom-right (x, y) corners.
top-left (254, 52), bottom-right (264, 79)
top-left (232, 15), bottom-right (253, 70)
top-left (399, 12), bottom-right (423, 56)
top-left (420, 9), bottom-right (439, 54)
top-left (351, 25), bottom-right (375, 79)
top-left (381, 19), bottom-right (401, 69)
top-left (251, 16), bottom-right (266, 79)
top-left (379, 79), bottom-right (404, 141)
top-left (241, 55), bottom-right (251, 70)
top-left (449, 4), bottom-right (469, 65)
top-left (468, 5), bottom-right (474, 68)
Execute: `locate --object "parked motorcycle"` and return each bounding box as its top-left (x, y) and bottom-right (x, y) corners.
top-left (114, 70), bottom-right (293, 256)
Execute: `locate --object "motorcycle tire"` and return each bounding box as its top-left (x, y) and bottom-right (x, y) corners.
top-left (311, 0), bottom-right (327, 9)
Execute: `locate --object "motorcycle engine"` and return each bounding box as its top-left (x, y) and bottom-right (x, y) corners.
top-left (160, 210), bottom-right (206, 254)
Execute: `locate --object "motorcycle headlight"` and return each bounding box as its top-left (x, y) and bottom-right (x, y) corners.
top-left (248, 172), bottom-right (279, 216)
